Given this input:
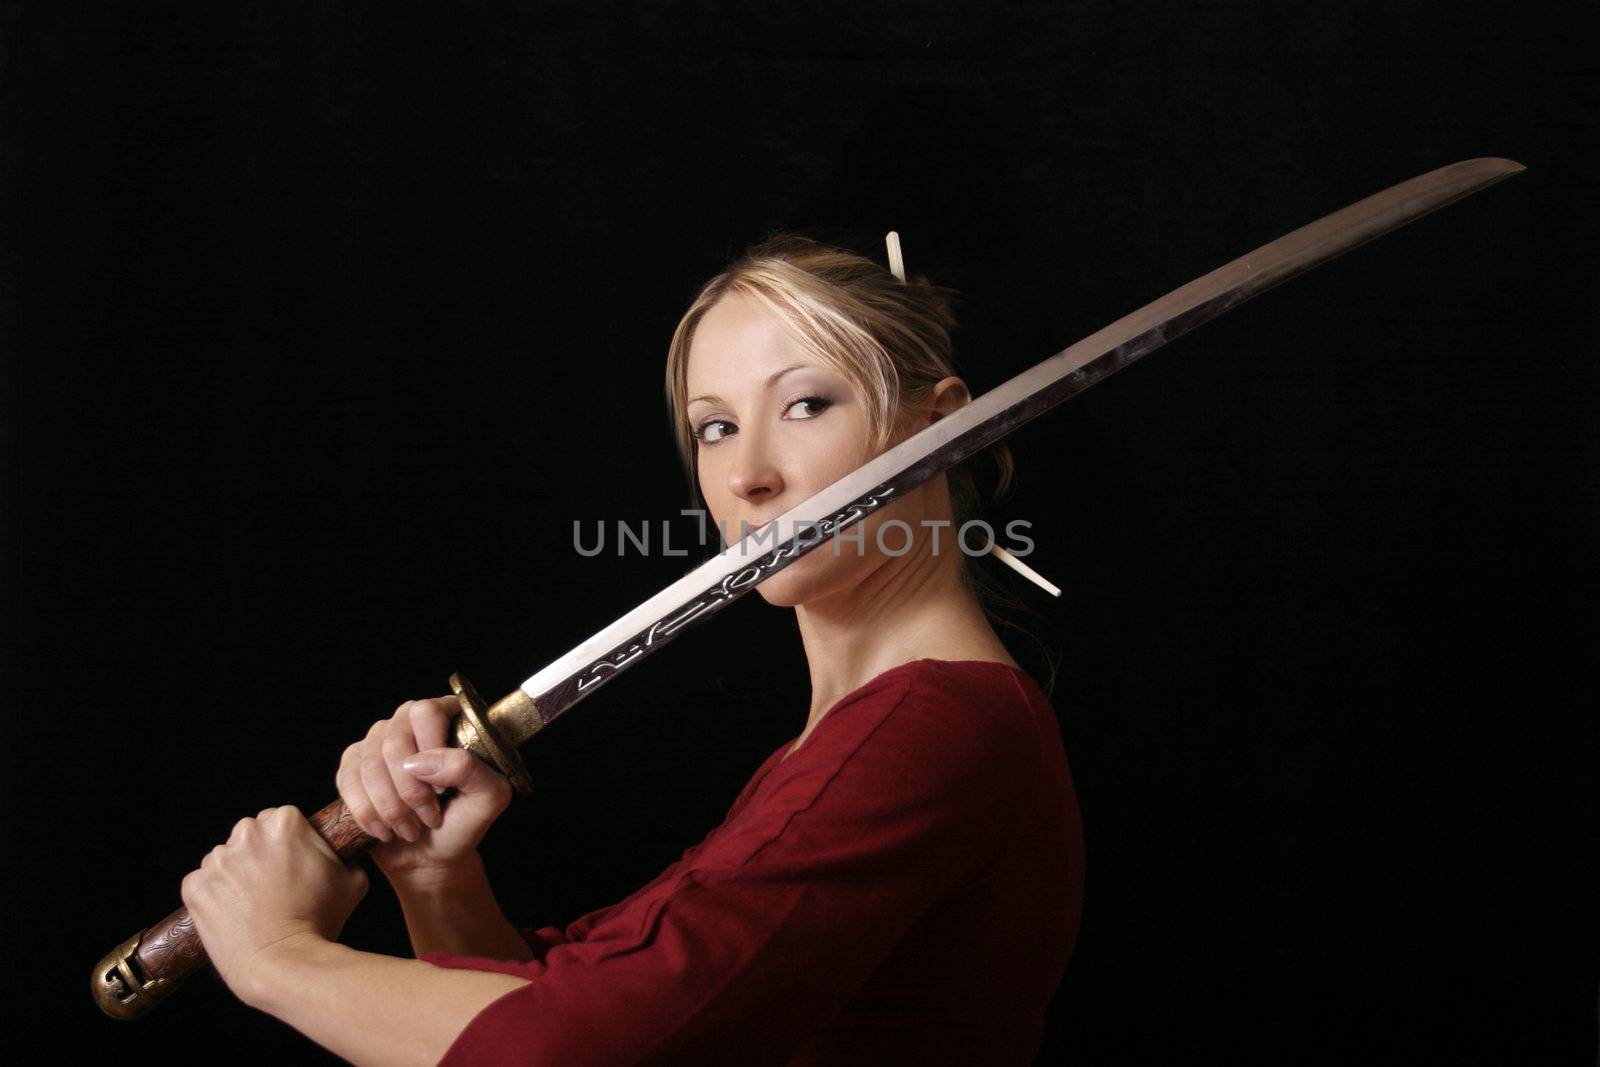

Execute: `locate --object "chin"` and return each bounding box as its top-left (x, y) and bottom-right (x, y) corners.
top-left (753, 563), bottom-right (817, 607)
top-left (755, 543), bottom-right (869, 608)
top-left (755, 583), bottom-right (804, 608)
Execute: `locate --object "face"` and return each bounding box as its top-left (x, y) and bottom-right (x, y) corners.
top-left (684, 292), bottom-right (955, 608)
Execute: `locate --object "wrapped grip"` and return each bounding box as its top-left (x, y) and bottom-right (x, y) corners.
top-left (91, 798), bottom-right (371, 1019)
top-left (90, 672), bottom-right (535, 1020)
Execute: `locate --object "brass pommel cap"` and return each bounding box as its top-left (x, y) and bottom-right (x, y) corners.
top-left (92, 931), bottom-right (182, 1020)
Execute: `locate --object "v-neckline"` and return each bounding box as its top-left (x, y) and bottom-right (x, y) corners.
top-left (768, 657), bottom-right (1029, 771)
top-left (721, 658), bottom-right (1032, 832)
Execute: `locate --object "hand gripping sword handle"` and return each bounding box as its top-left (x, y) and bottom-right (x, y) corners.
top-left (91, 797), bottom-right (374, 1018)
top-left (90, 673), bottom-right (537, 1020)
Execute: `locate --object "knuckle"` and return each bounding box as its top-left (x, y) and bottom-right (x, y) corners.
top-left (374, 799), bottom-right (407, 823)
top-left (345, 781), bottom-right (368, 808)
top-left (397, 785), bottom-right (431, 807)
top-left (349, 802), bottom-right (379, 833)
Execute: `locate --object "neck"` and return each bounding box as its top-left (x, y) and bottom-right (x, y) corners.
top-left (791, 528), bottom-right (1015, 733)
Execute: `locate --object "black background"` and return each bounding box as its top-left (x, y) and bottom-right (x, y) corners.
top-left (5, 2), bottom-right (1597, 1063)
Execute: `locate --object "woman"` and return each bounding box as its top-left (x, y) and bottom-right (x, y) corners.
top-left (180, 234), bottom-right (1086, 1065)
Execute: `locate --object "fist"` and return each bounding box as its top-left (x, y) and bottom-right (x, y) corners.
top-left (336, 697), bottom-right (513, 883)
top-left (181, 806), bottom-right (368, 1005)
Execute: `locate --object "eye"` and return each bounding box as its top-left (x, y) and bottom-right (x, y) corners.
top-left (783, 395), bottom-right (832, 420)
top-left (693, 419), bottom-right (735, 445)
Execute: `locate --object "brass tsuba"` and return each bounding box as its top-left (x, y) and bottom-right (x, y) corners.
top-left (449, 672), bottom-right (536, 796)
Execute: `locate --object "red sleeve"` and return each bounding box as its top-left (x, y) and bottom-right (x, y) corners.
top-left (512, 837), bottom-right (724, 962)
top-left (423, 672), bottom-right (1031, 1066)
top-left (516, 925), bottom-right (566, 961)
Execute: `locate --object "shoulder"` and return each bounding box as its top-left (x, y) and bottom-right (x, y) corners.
top-left (890, 658), bottom-right (1047, 772)
top-left (895, 657), bottom-right (1045, 729)
top-left (896, 657), bottom-right (1043, 712)
top-left (713, 660), bottom-right (1045, 878)
top-left (771, 659), bottom-right (1045, 811)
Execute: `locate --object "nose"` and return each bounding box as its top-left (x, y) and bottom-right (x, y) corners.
top-left (726, 427), bottom-right (784, 505)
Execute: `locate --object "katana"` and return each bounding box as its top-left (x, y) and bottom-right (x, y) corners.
top-left (91, 156), bottom-right (1525, 1019)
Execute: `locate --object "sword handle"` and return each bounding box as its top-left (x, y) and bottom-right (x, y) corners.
top-left (90, 797), bottom-right (371, 1019)
top-left (90, 672), bottom-right (535, 1020)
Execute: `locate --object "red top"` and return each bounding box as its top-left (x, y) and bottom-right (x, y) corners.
top-left (423, 658), bottom-right (1085, 1066)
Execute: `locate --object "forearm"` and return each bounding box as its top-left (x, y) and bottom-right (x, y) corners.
top-left (388, 851), bottom-right (535, 961)
top-left (249, 933), bottom-right (529, 1067)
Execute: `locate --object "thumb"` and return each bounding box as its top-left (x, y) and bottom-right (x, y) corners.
top-left (401, 748), bottom-right (510, 800)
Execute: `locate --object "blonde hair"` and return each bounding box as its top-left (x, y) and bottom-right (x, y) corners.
top-left (663, 232), bottom-right (1013, 523)
top-left (663, 232), bottom-right (1059, 693)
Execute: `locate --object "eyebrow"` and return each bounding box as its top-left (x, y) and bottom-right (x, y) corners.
top-left (687, 364), bottom-right (814, 408)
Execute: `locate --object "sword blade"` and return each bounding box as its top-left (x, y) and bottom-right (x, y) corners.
top-left (512, 157), bottom-right (1523, 740)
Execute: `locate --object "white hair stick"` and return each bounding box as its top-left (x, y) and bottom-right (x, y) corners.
top-left (989, 544), bottom-right (1062, 598)
top-left (885, 230), bottom-right (906, 282)
top-left (885, 230), bottom-right (1054, 598)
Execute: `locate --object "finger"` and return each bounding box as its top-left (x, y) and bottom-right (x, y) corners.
top-left (359, 751), bottom-right (421, 843)
top-left (256, 805), bottom-right (295, 841)
top-left (281, 807), bottom-right (346, 864)
top-left (407, 698), bottom-right (456, 795)
top-left (337, 751), bottom-right (391, 843)
top-left (381, 718), bottom-right (442, 830)
top-left (402, 748), bottom-right (512, 810)
top-left (382, 735), bottom-right (441, 831)
top-left (409, 697), bottom-right (455, 753)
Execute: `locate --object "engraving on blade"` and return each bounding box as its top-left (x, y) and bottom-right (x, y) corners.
top-left (544, 487), bottom-right (899, 711)
top-left (517, 158), bottom-right (1523, 733)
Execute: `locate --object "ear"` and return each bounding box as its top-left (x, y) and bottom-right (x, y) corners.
top-left (927, 376), bottom-right (972, 421)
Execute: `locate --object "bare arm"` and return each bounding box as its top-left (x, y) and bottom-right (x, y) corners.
top-left (180, 696), bottom-right (545, 1062)
top-left (181, 805), bottom-right (533, 1066)
top-left (245, 933), bottom-right (528, 1067)
top-left (387, 852), bottom-right (534, 961)
top-left (335, 698), bottom-right (533, 960)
